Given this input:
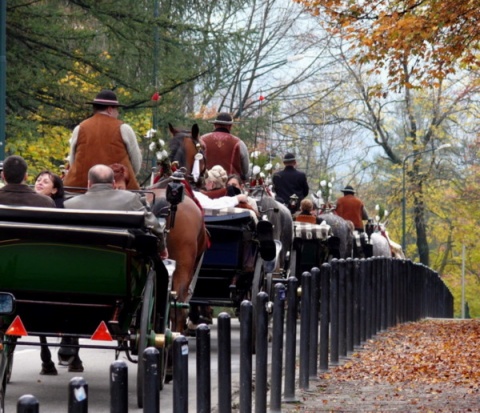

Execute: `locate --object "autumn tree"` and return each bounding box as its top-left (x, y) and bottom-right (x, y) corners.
top-left (294, 0), bottom-right (480, 89)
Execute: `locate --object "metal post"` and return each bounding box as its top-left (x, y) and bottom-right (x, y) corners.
top-left (197, 324), bottom-right (211, 413)
top-left (110, 360), bottom-right (128, 413)
top-left (338, 259), bottom-right (346, 358)
top-left (17, 395), bottom-right (39, 413)
top-left (255, 292), bottom-right (269, 413)
top-left (68, 377), bottom-right (88, 413)
top-left (319, 263), bottom-right (330, 371)
top-left (173, 335), bottom-right (189, 413)
top-left (270, 283), bottom-right (285, 413)
top-left (283, 276), bottom-right (298, 402)
top-left (0, 0), bottom-right (6, 159)
top-left (239, 300), bottom-right (253, 413)
top-left (309, 267), bottom-right (320, 379)
top-left (330, 259), bottom-right (339, 365)
top-left (217, 312), bottom-right (232, 413)
top-left (143, 347), bottom-right (160, 413)
top-left (299, 272), bottom-right (312, 390)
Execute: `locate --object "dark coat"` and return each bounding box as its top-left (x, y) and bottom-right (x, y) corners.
top-left (0, 184), bottom-right (56, 207)
top-left (272, 165), bottom-right (309, 204)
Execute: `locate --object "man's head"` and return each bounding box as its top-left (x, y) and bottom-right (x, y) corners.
top-left (283, 152), bottom-right (296, 166)
top-left (2, 155), bottom-right (28, 184)
top-left (88, 164), bottom-right (115, 188)
top-left (341, 185), bottom-right (355, 195)
top-left (210, 112), bottom-right (234, 131)
top-left (88, 90), bottom-right (124, 118)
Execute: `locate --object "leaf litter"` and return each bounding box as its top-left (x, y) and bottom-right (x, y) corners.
top-left (284, 319), bottom-right (480, 412)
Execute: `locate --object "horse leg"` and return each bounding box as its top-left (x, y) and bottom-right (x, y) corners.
top-left (39, 336), bottom-right (57, 375)
top-left (58, 337), bottom-right (83, 371)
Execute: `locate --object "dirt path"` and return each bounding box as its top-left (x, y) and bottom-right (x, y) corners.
top-left (283, 319), bottom-right (480, 412)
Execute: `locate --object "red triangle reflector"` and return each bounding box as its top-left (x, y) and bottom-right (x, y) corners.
top-left (6, 316), bottom-right (28, 336)
top-left (90, 321), bottom-right (113, 341)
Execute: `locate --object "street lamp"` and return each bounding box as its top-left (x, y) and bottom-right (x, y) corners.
top-left (401, 143), bottom-right (451, 252)
top-left (236, 54), bottom-right (304, 118)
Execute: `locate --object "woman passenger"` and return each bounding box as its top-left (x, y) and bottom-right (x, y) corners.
top-left (34, 170), bottom-right (65, 208)
top-left (109, 163), bottom-right (130, 190)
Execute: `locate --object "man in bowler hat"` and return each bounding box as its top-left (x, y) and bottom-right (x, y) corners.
top-left (272, 152), bottom-right (309, 208)
top-left (63, 90), bottom-right (142, 190)
top-left (335, 185), bottom-right (369, 232)
top-left (200, 112), bottom-right (249, 181)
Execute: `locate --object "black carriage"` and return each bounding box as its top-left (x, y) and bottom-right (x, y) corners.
top-left (289, 220), bottom-right (338, 278)
top-left (190, 207), bottom-right (281, 320)
top-left (0, 204), bottom-right (177, 410)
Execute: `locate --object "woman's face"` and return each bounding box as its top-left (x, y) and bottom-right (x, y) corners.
top-left (35, 173), bottom-right (57, 197)
top-left (227, 178), bottom-right (241, 189)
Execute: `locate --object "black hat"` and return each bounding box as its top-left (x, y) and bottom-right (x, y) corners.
top-left (283, 153), bottom-right (296, 162)
top-left (208, 112), bottom-right (234, 125)
top-left (87, 90), bottom-right (124, 107)
top-left (341, 185), bottom-right (355, 194)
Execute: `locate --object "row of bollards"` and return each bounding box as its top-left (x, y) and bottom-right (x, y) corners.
top-left (17, 257), bottom-right (453, 413)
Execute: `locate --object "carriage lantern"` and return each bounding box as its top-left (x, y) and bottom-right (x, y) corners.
top-left (166, 171), bottom-right (185, 229)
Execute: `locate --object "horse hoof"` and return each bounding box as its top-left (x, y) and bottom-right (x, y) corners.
top-left (40, 361), bottom-right (58, 375)
top-left (58, 355), bottom-right (74, 366)
top-left (68, 363), bottom-right (84, 373)
top-left (68, 357), bottom-right (84, 373)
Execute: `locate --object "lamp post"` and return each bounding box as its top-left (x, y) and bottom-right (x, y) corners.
top-left (236, 55), bottom-right (304, 118)
top-left (0, 0), bottom-right (6, 160)
top-left (401, 143), bottom-right (451, 252)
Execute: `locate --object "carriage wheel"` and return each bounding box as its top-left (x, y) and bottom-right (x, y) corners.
top-left (136, 270), bottom-right (156, 408)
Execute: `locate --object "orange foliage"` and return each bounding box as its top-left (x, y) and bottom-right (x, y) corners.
top-left (295, 0), bottom-right (480, 88)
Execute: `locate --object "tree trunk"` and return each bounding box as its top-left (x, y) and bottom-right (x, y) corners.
top-left (413, 190), bottom-right (430, 266)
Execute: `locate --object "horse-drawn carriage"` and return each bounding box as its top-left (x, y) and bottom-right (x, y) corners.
top-left (0, 197), bottom-right (180, 409)
top-left (189, 206), bottom-right (281, 324)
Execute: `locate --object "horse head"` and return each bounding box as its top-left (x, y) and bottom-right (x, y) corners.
top-left (168, 123), bottom-right (206, 188)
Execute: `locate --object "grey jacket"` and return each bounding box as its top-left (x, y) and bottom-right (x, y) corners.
top-left (64, 184), bottom-right (162, 237)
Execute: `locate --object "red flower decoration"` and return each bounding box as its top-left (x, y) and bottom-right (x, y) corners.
top-left (151, 92), bottom-right (160, 101)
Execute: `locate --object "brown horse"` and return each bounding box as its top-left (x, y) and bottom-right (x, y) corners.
top-left (146, 123), bottom-right (209, 333)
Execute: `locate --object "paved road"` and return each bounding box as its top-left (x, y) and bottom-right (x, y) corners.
top-left (5, 319), bottom-right (242, 412)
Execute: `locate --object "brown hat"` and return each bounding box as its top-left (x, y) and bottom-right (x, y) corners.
top-left (87, 90), bottom-right (124, 107)
top-left (209, 112), bottom-right (234, 125)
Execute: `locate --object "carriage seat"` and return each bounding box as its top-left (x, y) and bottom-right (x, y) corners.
top-left (293, 220), bottom-right (332, 241)
top-left (203, 207), bottom-right (257, 224)
top-left (0, 205), bottom-right (158, 253)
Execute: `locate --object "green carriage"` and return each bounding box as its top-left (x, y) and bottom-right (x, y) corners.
top-left (0, 205), bottom-right (176, 410)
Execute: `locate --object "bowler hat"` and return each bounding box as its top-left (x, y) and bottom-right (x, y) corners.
top-left (341, 185), bottom-right (355, 194)
top-left (283, 153), bottom-right (296, 162)
top-left (208, 112), bottom-right (234, 125)
top-left (87, 90), bottom-right (124, 107)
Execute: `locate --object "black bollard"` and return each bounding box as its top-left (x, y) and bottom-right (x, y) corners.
top-left (255, 291), bottom-right (269, 413)
top-left (338, 259), bottom-right (347, 358)
top-left (319, 263), bottom-right (330, 371)
top-left (173, 335), bottom-right (189, 413)
top-left (352, 259), bottom-right (361, 349)
top-left (217, 312), bottom-right (232, 413)
top-left (68, 377), bottom-right (88, 413)
top-left (299, 271), bottom-right (312, 390)
top-left (197, 324), bottom-right (211, 413)
top-left (143, 347), bottom-right (160, 413)
top-left (309, 267), bottom-right (320, 380)
top-left (270, 283), bottom-right (286, 413)
top-left (110, 360), bottom-right (128, 413)
top-left (239, 300), bottom-right (253, 413)
top-left (17, 394), bottom-right (39, 413)
top-left (330, 259), bottom-right (339, 365)
top-left (345, 258), bottom-right (354, 354)
top-left (359, 259), bottom-right (367, 344)
top-left (283, 276), bottom-right (298, 402)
